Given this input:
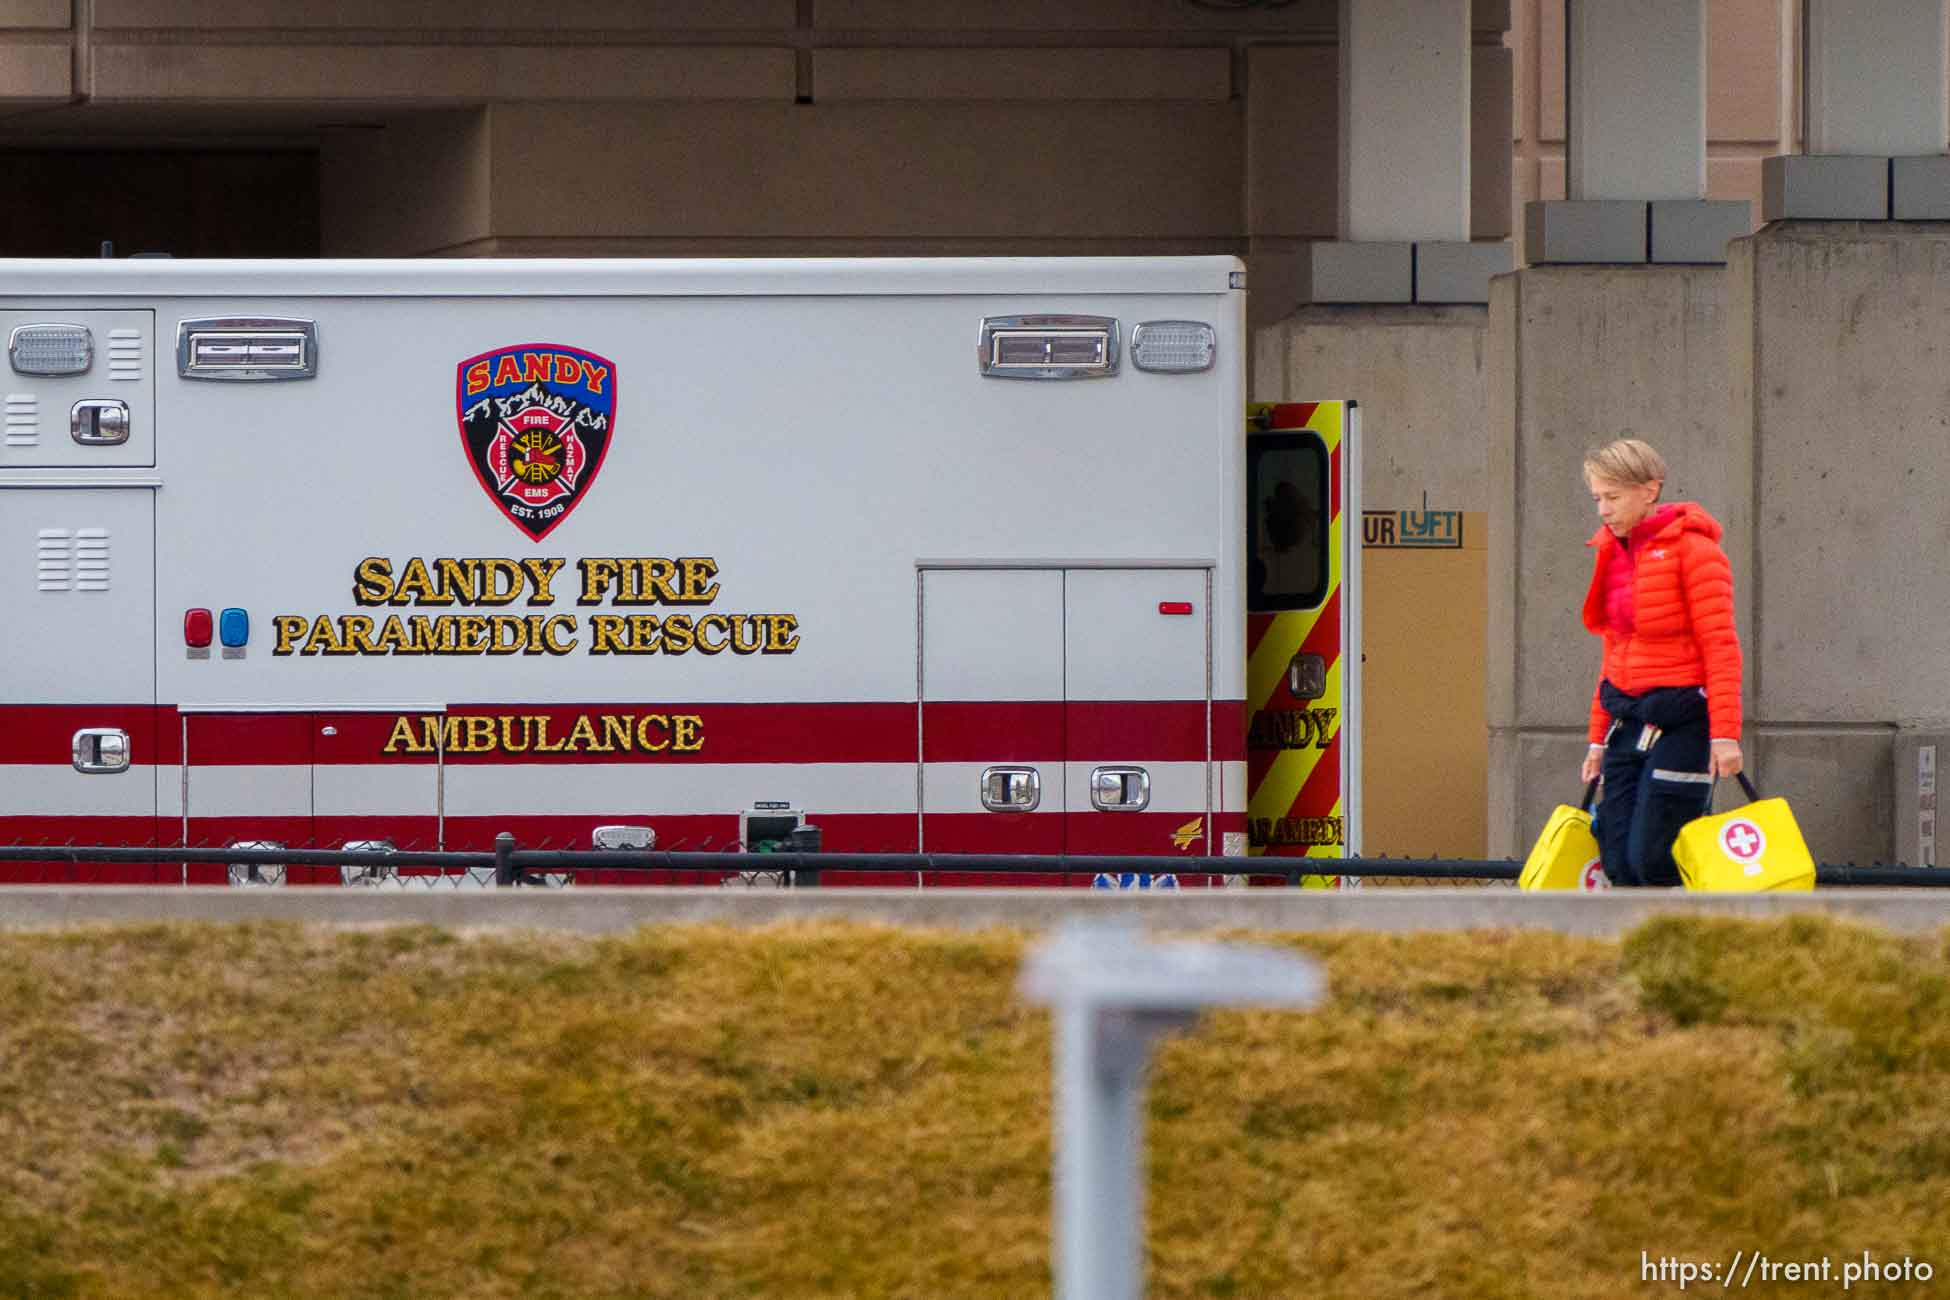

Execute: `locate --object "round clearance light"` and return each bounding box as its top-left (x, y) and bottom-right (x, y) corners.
top-left (1130, 321), bottom-right (1216, 374)
top-left (9, 323), bottom-right (95, 377)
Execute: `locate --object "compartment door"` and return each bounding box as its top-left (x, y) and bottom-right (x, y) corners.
top-left (919, 568), bottom-right (1066, 869)
top-left (0, 487), bottom-right (158, 881)
top-left (0, 309), bottom-right (155, 468)
top-left (1063, 568), bottom-right (1211, 864)
top-left (314, 709), bottom-right (453, 884)
top-left (181, 712), bottom-right (312, 886)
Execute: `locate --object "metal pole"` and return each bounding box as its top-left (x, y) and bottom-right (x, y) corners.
top-left (493, 832), bottom-right (516, 887)
top-left (1023, 924), bottom-right (1324, 1300)
top-left (1053, 1005), bottom-right (1193, 1300)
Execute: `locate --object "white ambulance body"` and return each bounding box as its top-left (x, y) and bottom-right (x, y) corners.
top-left (0, 257), bottom-right (1254, 884)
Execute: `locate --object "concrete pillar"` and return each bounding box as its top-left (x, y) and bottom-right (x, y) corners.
top-left (1721, 223), bottom-right (1950, 864)
top-left (1567, 0), bottom-right (1704, 200)
top-left (1341, 0), bottom-right (1470, 242)
top-left (1771, 0), bottom-right (1949, 220)
top-left (1805, 0), bottom-right (1946, 155)
top-left (1302, 0), bottom-right (1511, 305)
top-left (1528, 0), bottom-right (1747, 264)
top-left (1485, 265), bottom-right (1741, 857)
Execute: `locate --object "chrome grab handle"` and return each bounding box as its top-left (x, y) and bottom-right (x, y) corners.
top-left (71, 728), bottom-right (130, 773)
top-left (981, 765), bottom-right (1042, 812)
top-left (1089, 766), bottom-right (1151, 812)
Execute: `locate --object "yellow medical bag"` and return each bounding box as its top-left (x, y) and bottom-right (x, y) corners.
top-left (1518, 780), bottom-right (1608, 890)
top-left (1673, 773), bottom-right (1816, 892)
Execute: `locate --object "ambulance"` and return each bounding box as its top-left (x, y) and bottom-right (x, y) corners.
top-left (0, 257), bottom-right (1358, 885)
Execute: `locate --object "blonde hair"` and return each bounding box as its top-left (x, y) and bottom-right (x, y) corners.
top-left (1583, 438), bottom-right (1668, 491)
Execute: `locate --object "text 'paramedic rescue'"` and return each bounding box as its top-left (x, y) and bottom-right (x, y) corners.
top-left (270, 555), bottom-right (801, 657)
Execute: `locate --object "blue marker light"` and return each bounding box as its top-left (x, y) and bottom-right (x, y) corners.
top-left (218, 607), bottom-right (249, 648)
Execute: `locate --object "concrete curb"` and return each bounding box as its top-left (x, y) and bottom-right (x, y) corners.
top-left (3, 887), bottom-right (1949, 937)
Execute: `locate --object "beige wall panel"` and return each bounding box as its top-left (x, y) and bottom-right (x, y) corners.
top-left (488, 103), bottom-right (1242, 240)
top-left (1706, 0), bottom-right (1782, 143)
top-left (1361, 517), bottom-right (1489, 859)
top-left (1538, 152), bottom-right (1564, 200)
top-left (1510, 0), bottom-right (1529, 141)
top-left (94, 0), bottom-right (794, 31)
top-left (1744, 225), bottom-right (1950, 725)
top-left (816, 0), bottom-right (1334, 34)
top-left (1474, 0), bottom-right (1513, 32)
top-left (0, 1), bottom-right (66, 28)
top-left (1511, 154), bottom-right (1537, 263)
top-left (1246, 45), bottom-right (1336, 240)
top-left (1473, 44), bottom-right (1514, 239)
top-left (321, 110), bottom-right (488, 255)
top-left (89, 44), bottom-right (792, 102)
top-left (814, 47), bottom-right (1230, 101)
top-left (1706, 155), bottom-right (1762, 232)
top-left (1537, 0), bottom-right (1564, 142)
top-left (1284, 306), bottom-right (1491, 511)
top-left (0, 40), bottom-right (68, 99)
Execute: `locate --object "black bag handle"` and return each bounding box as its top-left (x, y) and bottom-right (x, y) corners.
top-left (1579, 778), bottom-right (1599, 812)
top-left (1732, 771), bottom-right (1760, 803)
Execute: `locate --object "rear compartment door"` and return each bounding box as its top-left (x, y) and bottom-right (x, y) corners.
top-left (0, 487), bottom-right (158, 882)
top-left (1063, 568), bottom-right (1212, 868)
top-left (180, 712), bottom-right (313, 885)
top-left (313, 709), bottom-right (450, 883)
top-left (180, 708), bottom-right (446, 885)
top-left (919, 569), bottom-right (1067, 871)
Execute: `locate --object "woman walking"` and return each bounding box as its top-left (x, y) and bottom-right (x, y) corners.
top-left (1576, 439), bottom-right (1744, 886)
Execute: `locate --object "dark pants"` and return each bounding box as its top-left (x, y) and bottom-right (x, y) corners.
top-left (1594, 683), bottom-right (1713, 887)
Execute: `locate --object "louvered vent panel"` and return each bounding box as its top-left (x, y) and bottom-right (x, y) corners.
top-left (74, 528), bottom-right (110, 591)
top-left (4, 394), bottom-right (36, 448)
top-left (108, 329), bottom-right (143, 382)
top-left (37, 529), bottom-right (71, 591)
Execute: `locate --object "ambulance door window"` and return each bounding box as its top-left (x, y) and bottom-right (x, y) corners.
top-left (1246, 433), bottom-right (1329, 612)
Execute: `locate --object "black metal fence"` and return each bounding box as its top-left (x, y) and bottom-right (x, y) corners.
top-left (2, 837), bottom-right (1948, 888)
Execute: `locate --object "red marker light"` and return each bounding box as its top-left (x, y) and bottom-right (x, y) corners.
top-left (184, 608), bottom-right (213, 647)
top-left (1158, 601), bottom-right (1194, 616)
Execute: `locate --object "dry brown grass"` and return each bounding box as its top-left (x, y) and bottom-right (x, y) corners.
top-left (0, 916), bottom-right (1947, 1298)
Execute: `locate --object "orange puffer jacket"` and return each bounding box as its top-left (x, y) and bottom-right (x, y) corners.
top-left (1583, 502), bottom-right (1742, 744)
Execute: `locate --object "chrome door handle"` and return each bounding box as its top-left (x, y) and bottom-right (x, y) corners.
top-left (71, 727), bottom-right (130, 773)
top-left (1089, 766), bottom-right (1151, 811)
top-left (981, 765), bottom-right (1042, 812)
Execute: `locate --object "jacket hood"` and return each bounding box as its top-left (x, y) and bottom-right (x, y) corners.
top-left (1587, 500), bottom-right (1723, 549)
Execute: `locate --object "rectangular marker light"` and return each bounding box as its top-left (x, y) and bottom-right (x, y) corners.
top-left (219, 608), bottom-right (250, 648)
top-left (9, 324), bottom-right (94, 376)
top-left (1130, 320), bottom-right (1216, 373)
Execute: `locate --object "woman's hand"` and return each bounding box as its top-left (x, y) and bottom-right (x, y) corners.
top-left (1710, 739), bottom-right (1743, 778)
top-left (1581, 744), bottom-right (1604, 785)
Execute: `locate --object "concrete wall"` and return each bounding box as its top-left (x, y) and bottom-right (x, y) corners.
top-left (1487, 263), bottom-right (1738, 857)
